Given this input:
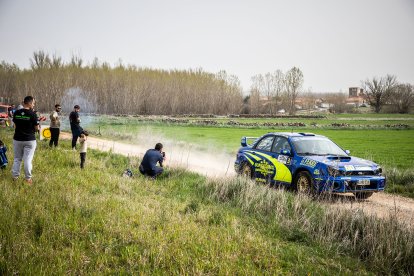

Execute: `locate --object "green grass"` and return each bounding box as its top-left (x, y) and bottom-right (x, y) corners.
top-left (0, 132), bottom-right (383, 274)
top-left (1, 130), bottom-right (414, 274)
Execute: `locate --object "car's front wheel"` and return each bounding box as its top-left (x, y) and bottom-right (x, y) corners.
top-left (294, 171), bottom-right (314, 194)
top-left (353, 192), bottom-right (373, 200)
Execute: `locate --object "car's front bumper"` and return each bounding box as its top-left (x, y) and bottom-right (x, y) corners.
top-left (316, 175), bottom-right (386, 193)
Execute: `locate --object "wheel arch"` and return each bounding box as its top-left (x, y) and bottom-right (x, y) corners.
top-left (292, 167), bottom-right (313, 183)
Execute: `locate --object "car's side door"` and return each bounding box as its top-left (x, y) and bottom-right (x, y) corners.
top-left (270, 136), bottom-right (293, 184)
top-left (250, 135), bottom-right (276, 182)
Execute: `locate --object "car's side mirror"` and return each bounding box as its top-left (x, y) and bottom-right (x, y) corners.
top-left (281, 149), bottom-right (291, 155)
top-left (241, 137), bottom-right (247, 147)
top-left (345, 150), bottom-right (350, 155)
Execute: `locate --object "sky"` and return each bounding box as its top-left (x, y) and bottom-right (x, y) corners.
top-left (0, 0), bottom-right (413, 93)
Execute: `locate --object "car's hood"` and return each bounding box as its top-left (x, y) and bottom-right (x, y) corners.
top-left (304, 155), bottom-right (379, 170)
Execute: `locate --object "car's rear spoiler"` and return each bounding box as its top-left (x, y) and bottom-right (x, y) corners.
top-left (241, 137), bottom-right (258, 147)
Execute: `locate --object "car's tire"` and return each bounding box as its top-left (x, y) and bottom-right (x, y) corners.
top-left (240, 163), bottom-right (253, 179)
top-left (294, 171), bottom-right (314, 194)
top-left (353, 192), bottom-right (373, 200)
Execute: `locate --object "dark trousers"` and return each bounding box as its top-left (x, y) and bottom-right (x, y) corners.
top-left (49, 128), bottom-right (60, 147)
top-left (80, 152), bottom-right (86, 169)
top-left (71, 126), bottom-right (83, 149)
top-left (139, 165), bottom-right (163, 178)
top-left (72, 133), bottom-right (80, 149)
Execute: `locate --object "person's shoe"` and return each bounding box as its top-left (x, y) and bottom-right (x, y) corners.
top-left (12, 177), bottom-right (18, 181)
top-left (25, 178), bottom-right (33, 185)
top-left (72, 147), bottom-right (76, 151)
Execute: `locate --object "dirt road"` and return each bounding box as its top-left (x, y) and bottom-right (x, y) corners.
top-left (61, 132), bottom-right (414, 226)
top-left (60, 132), bottom-right (236, 177)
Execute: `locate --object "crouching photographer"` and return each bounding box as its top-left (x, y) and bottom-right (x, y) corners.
top-left (139, 142), bottom-right (165, 180)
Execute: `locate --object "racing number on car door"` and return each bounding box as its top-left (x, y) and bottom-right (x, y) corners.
top-left (269, 137), bottom-right (293, 183)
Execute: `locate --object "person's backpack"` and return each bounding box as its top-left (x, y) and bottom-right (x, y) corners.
top-left (122, 168), bottom-right (133, 178)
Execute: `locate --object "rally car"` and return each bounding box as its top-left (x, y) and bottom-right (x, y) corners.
top-left (234, 132), bottom-right (386, 199)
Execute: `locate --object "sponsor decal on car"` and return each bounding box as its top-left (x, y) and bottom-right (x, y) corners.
top-left (300, 158), bottom-right (317, 168)
top-left (278, 155), bottom-right (288, 164)
top-left (354, 166), bottom-right (372, 171)
top-left (255, 160), bottom-right (275, 175)
top-left (344, 165), bottom-right (355, 171)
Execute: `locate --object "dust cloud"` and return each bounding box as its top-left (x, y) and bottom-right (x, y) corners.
top-left (61, 129), bottom-right (236, 177)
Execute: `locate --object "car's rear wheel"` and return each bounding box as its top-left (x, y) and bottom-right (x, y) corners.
top-left (353, 192), bottom-right (373, 200)
top-left (294, 171), bottom-right (314, 194)
top-left (240, 163), bottom-right (253, 178)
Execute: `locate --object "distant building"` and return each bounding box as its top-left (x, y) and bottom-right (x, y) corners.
top-left (349, 87), bottom-right (364, 97)
top-left (346, 87), bottom-right (367, 106)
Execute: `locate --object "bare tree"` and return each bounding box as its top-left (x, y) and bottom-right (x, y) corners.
top-left (390, 83), bottom-right (414, 113)
top-left (49, 54), bottom-right (63, 69)
top-left (251, 72), bottom-right (283, 115)
top-left (249, 88), bottom-right (261, 114)
top-left (363, 75), bottom-right (397, 113)
top-left (272, 69), bottom-right (285, 113)
top-left (285, 67), bottom-right (303, 115)
top-left (70, 54), bottom-right (83, 68)
top-left (30, 50), bottom-right (51, 70)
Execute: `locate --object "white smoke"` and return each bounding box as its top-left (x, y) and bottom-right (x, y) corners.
top-left (61, 87), bottom-right (97, 113)
top-left (60, 87), bottom-right (98, 130)
top-left (133, 127), bottom-right (236, 177)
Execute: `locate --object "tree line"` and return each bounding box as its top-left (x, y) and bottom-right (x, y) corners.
top-left (0, 51), bottom-right (243, 115)
top-left (1, 51), bottom-right (412, 115)
top-left (248, 67), bottom-right (304, 115)
top-left (248, 70), bottom-right (413, 114)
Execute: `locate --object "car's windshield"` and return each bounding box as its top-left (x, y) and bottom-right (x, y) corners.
top-left (291, 137), bottom-right (347, 156)
top-left (0, 106), bottom-right (7, 114)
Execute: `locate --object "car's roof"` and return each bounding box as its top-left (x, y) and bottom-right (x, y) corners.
top-left (263, 132), bottom-right (327, 139)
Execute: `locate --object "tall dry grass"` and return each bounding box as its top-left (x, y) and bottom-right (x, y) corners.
top-left (204, 177), bottom-right (414, 274)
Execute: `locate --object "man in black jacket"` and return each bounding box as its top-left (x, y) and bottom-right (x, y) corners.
top-left (139, 143), bottom-right (165, 179)
top-left (69, 105), bottom-right (83, 150)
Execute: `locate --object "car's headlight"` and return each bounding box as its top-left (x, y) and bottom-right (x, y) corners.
top-left (374, 167), bottom-right (382, 176)
top-left (327, 166), bottom-right (344, 176)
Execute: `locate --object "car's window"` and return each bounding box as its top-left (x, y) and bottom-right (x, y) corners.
top-left (255, 136), bottom-right (274, 152)
top-left (272, 137), bottom-right (291, 153)
top-left (291, 137), bottom-right (347, 156)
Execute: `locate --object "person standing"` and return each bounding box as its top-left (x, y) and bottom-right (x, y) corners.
top-left (12, 96), bottom-right (39, 184)
top-left (49, 104), bottom-right (61, 147)
top-left (69, 105), bottom-right (83, 150)
top-left (7, 104), bottom-right (15, 128)
top-left (79, 131), bottom-right (88, 169)
top-left (139, 143), bottom-right (165, 179)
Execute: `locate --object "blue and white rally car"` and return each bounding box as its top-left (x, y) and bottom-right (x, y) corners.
top-left (234, 132), bottom-right (386, 199)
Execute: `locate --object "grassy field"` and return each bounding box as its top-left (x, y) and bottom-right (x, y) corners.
top-left (70, 114), bottom-right (414, 198)
top-left (73, 116), bottom-right (413, 166)
top-left (1, 130), bottom-right (414, 274)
